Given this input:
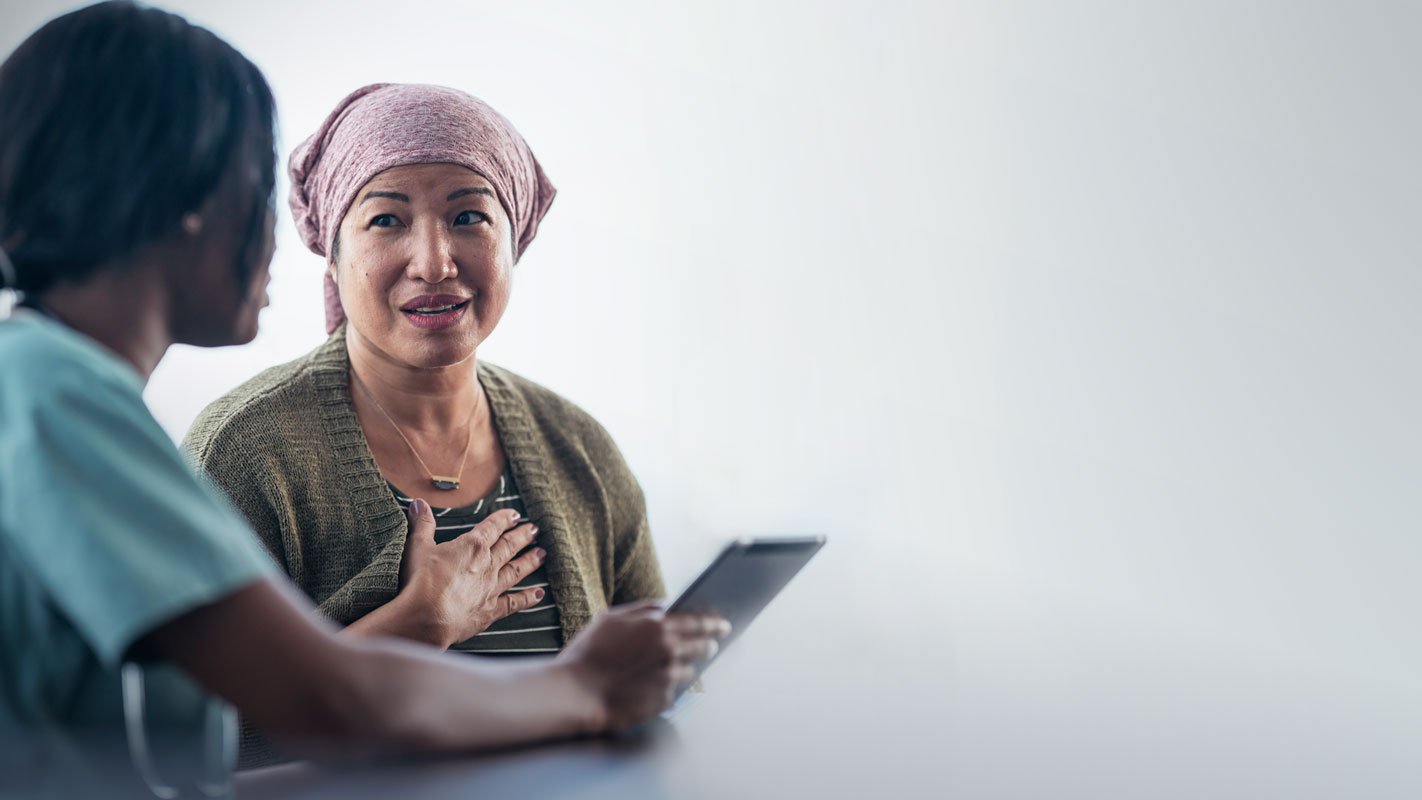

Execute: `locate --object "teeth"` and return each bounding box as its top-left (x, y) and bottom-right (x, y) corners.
top-left (411, 304), bottom-right (456, 314)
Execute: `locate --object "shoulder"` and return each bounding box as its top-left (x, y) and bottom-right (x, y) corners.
top-left (184, 331), bottom-right (347, 463)
top-left (0, 312), bottom-right (141, 404)
top-left (0, 315), bottom-right (152, 448)
top-left (479, 361), bottom-right (618, 452)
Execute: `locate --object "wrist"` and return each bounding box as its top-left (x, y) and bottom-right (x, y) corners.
top-left (550, 656), bottom-right (610, 735)
top-left (388, 588), bottom-right (452, 649)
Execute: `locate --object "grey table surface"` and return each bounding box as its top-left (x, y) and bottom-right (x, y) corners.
top-left (232, 535), bottom-right (1418, 800)
top-left (235, 720), bottom-right (696, 800)
top-left (232, 604), bottom-right (943, 800)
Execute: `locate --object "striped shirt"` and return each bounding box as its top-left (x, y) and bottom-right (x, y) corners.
top-left (388, 470), bottom-right (563, 655)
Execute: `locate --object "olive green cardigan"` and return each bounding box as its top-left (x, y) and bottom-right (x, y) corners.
top-left (182, 327), bottom-right (665, 642)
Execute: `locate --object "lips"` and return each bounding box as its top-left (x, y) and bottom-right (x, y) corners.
top-left (400, 294), bottom-right (470, 313)
top-left (399, 294), bottom-right (471, 330)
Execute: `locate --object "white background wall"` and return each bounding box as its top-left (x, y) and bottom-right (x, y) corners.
top-left (3, 1), bottom-right (1419, 796)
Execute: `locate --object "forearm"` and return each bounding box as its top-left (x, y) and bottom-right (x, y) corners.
top-left (321, 637), bottom-right (603, 757)
top-left (152, 581), bottom-right (605, 763)
top-left (342, 591), bottom-right (447, 648)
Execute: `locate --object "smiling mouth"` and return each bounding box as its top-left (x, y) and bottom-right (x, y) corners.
top-left (405, 300), bottom-right (470, 316)
top-left (399, 298), bottom-right (471, 330)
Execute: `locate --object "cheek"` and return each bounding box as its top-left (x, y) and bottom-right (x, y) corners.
top-left (479, 244), bottom-right (511, 278)
top-left (477, 257), bottom-right (514, 308)
top-left (334, 248), bottom-right (400, 313)
top-left (344, 271), bottom-right (389, 326)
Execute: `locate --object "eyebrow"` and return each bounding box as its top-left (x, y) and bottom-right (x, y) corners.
top-left (359, 187), bottom-right (493, 204)
top-left (447, 187), bottom-right (494, 201)
top-left (360, 191), bottom-right (409, 204)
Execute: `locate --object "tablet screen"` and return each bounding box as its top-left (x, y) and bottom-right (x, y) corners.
top-left (668, 536), bottom-right (825, 665)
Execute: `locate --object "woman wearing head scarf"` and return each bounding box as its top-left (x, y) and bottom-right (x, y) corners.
top-left (0, 5), bottom-right (724, 797)
top-left (185, 86), bottom-right (666, 668)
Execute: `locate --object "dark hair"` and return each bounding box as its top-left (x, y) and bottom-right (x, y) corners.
top-left (0, 1), bottom-right (276, 297)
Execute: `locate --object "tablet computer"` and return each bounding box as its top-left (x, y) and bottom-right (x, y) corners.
top-left (667, 536), bottom-right (826, 699)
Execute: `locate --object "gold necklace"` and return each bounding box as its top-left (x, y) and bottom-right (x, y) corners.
top-left (352, 372), bottom-right (482, 491)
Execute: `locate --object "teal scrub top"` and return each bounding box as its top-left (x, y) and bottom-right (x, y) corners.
top-left (0, 310), bottom-right (276, 798)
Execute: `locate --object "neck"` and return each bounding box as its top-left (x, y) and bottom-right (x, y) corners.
top-left (37, 264), bottom-right (174, 383)
top-left (346, 327), bottom-right (483, 431)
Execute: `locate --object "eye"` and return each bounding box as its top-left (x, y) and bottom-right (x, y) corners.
top-left (454, 210), bottom-right (490, 226)
top-left (369, 213), bottom-right (401, 228)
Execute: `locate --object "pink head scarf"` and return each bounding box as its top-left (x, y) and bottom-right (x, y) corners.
top-left (288, 83), bottom-right (556, 333)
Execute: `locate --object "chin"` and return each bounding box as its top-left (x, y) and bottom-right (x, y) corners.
top-left (404, 339), bottom-right (478, 369)
top-left (380, 315), bottom-right (479, 367)
top-left (178, 313), bottom-right (261, 348)
top-left (217, 310), bottom-right (262, 347)
top-left (229, 323), bottom-right (260, 346)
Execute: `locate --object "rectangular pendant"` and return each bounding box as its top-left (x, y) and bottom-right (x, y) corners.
top-left (430, 476), bottom-right (460, 491)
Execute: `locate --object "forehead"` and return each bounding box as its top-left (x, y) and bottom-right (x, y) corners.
top-left (359, 162), bottom-right (493, 195)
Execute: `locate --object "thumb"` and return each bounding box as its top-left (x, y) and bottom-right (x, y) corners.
top-left (405, 497), bottom-right (437, 549)
top-left (399, 498), bottom-right (435, 588)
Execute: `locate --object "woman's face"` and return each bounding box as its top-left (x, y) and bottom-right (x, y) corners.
top-left (332, 162), bottom-right (514, 369)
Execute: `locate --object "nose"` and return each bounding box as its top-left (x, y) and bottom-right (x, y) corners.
top-left (405, 222), bottom-right (457, 283)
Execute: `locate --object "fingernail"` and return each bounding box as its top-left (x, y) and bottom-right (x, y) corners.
top-left (534, 548), bottom-right (546, 559)
top-left (533, 588), bottom-right (545, 600)
top-left (410, 498), bottom-right (426, 515)
top-left (529, 525), bottom-right (539, 535)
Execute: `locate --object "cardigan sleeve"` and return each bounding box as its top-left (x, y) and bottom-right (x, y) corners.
top-left (611, 476), bottom-right (666, 605)
top-left (307, 533), bottom-right (408, 625)
top-left (581, 423), bottom-right (666, 605)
